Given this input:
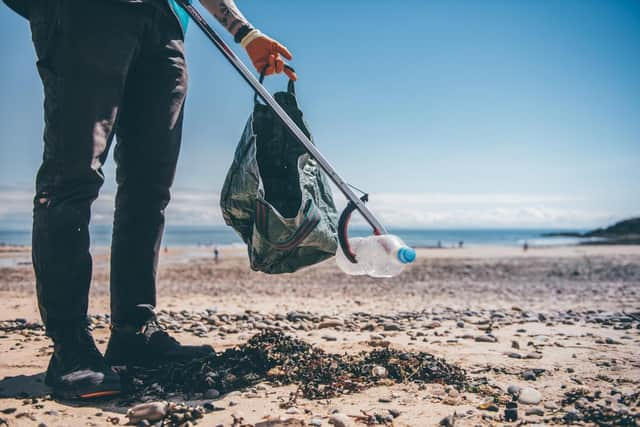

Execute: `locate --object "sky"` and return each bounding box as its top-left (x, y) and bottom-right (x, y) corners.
top-left (0, 0), bottom-right (639, 229)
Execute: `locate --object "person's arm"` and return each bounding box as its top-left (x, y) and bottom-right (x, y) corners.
top-left (198, 0), bottom-right (297, 80)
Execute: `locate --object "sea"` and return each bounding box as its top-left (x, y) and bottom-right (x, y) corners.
top-left (0, 225), bottom-right (592, 248)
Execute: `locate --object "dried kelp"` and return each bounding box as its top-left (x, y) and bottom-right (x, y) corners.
top-left (124, 330), bottom-right (467, 400)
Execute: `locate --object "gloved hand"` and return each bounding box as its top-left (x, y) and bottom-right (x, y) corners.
top-left (241, 30), bottom-right (297, 81)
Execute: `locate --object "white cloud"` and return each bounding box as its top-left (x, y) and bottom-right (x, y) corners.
top-left (0, 186), bottom-right (627, 229)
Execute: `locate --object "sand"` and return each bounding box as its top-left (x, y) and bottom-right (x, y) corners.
top-left (0, 244), bottom-right (639, 426)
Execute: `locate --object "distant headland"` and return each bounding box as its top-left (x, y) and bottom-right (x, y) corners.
top-left (542, 217), bottom-right (640, 244)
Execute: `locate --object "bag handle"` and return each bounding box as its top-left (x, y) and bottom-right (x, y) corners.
top-left (254, 199), bottom-right (321, 250)
top-left (254, 64), bottom-right (296, 105)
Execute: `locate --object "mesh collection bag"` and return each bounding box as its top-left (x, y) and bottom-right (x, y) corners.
top-left (220, 75), bottom-right (338, 274)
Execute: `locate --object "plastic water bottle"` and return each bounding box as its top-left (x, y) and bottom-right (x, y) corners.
top-left (336, 235), bottom-right (416, 278)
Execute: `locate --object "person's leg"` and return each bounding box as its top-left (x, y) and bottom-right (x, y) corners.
top-left (108, 4), bottom-right (187, 326)
top-left (29, 0), bottom-right (150, 398)
top-left (106, 4), bottom-right (212, 366)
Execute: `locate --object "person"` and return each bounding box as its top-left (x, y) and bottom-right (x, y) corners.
top-left (214, 246), bottom-right (219, 263)
top-left (3, 0), bottom-right (296, 400)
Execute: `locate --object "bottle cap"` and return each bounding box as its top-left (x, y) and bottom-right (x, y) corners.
top-left (397, 247), bottom-right (416, 264)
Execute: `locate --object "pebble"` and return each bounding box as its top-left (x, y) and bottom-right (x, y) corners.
top-left (507, 384), bottom-right (521, 396)
top-left (522, 370), bottom-right (537, 381)
top-left (518, 387), bottom-right (542, 405)
top-left (329, 413), bottom-right (353, 427)
top-left (525, 407), bottom-right (544, 416)
top-left (388, 408), bottom-right (401, 418)
top-left (475, 334), bottom-right (498, 343)
top-left (371, 366), bottom-right (388, 378)
top-left (126, 402), bottom-right (168, 424)
top-left (317, 320), bottom-right (343, 329)
top-left (309, 418), bottom-right (323, 426)
top-left (378, 396), bottom-right (393, 403)
top-left (321, 335), bottom-right (337, 341)
top-left (204, 388), bottom-right (220, 399)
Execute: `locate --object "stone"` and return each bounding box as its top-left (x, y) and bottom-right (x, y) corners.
top-left (204, 389), bottom-right (220, 399)
top-left (329, 413), bottom-right (353, 427)
top-left (388, 408), bottom-right (401, 418)
top-left (371, 366), bottom-right (388, 378)
top-left (522, 370), bottom-right (537, 381)
top-left (309, 418), bottom-right (323, 426)
top-left (318, 320), bottom-right (343, 329)
top-left (525, 407), bottom-right (544, 416)
top-left (507, 384), bottom-right (521, 396)
top-left (475, 335), bottom-right (497, 343)
top-left (126, 402), bottom-right (168, 424)
top-left (321, 335), bottom-right (337, 342)
top-left (518, 387), bottom-right (542, 405)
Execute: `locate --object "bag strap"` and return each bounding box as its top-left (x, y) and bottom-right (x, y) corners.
top-left (255, 199), bottom-right (321, 250)
top-left (254, 65), bottom-right (296, 106)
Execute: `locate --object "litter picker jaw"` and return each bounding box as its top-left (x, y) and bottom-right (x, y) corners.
top-left (177, 0), bottom-right (388, 263)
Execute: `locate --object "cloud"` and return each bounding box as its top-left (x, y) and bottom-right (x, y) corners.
top-left (0, 185), bottom-right (625, 229)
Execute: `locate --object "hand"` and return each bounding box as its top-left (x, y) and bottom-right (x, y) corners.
top-left (243, 32), bottom-right (297, 81)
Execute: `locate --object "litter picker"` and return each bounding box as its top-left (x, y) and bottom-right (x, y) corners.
top-left (177, 0), bottom-right (390, 263)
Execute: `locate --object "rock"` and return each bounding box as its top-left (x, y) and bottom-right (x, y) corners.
top-left (439, 414), bottom-right (456, 426)
top-left (605, 337), bottom-right (621, 345)
top-left (543, 402), bottom-right (559, 410)
top-left (507, 352), bottom-right (522, 359)
top-left (456, 321), bottom-right (464, 328)
top-left (286, 407), bottom-right (300, 414)
top-left (371, 366), bottom-right (388, 378)
top-left (317, 320), bottom-right (343, 329)
top-left (518, 387), bottom-right (542, 405)
top-left (255, 416), bottom-right (305, 426)
top-left (511, 340), bottom-right (520, 349)
top-left (525, 352), bottom-right (543, 359)
top-left (378, 396), bottom-right (392, 403)
top-left (522, 370), bottom-right (537, 381)
top-left (329, 413), bottom-right (353, 427)
top-left (507, 384), bottom-right (521, 396)
top-left (309, 418), bottom-right (323, 426)
top-left (388, 408), bottom-right (401, 418)
top-left (475, 335), bottom-right (497, 343)
top-left (204, 388), bottom-right (220, 399)
top-left (383, 323), bottom-right (402, 331)
top-left (525, 407), bottom-right (544, 416)
top-left (126, 402), bottom-right (168, 424)
top-left (321, 335), bottom-right (337, 342)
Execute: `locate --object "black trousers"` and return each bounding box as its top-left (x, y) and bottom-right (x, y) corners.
top-left (29, 0), bottom-right (187, 331)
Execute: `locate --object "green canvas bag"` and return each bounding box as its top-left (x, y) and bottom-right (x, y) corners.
top-left (220, 75), bottom-right (338, 274)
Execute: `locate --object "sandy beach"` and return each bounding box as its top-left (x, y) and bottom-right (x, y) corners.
top-left (0, 244), bottom-right (639, 426)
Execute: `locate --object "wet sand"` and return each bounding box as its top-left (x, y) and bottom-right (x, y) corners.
top-left (0, 244), bottom-right (639, 426)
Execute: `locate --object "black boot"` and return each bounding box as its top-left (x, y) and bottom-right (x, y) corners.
top-left (105, 305), bottom-right (214, 368)
top-left (45, 325), bottom-right (121, 400)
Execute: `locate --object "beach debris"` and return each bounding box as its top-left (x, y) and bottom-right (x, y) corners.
top-left (504, 401), bottom-right (518, 422)
top-left (126, 401), bottom-right (168, 424)
top-left (518, 387), bottom-right (542, 405)
top-left (328, 413), bottom-right (353, 427)
top-left (123, 331), bottom-right (467, 401)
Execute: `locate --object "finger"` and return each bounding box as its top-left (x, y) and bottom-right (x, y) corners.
top-left (275, 42), bottom-right (293, 60)
top-left (274, 57), bottom-right (285, 74)
top-left (265, 54), bottom-right (276, 75)
top-left (284, 66), bottom-right (297, 81)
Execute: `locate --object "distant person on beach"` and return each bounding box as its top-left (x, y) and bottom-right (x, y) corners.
top-left (214, 247), bottom-right (220, 263)
top-left (523, 241), bottom-right (529, 252)
top-left (459, 241), bottom-right (464, 248)
top-left (3, 0), bottom-right (295, 400)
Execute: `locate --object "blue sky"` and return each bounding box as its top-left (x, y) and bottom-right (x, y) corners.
top-left (1, 0), bottom-right (639, 229)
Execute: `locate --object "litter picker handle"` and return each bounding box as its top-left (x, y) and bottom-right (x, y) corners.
top-left (177, 0), bottom-right (388, 236)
